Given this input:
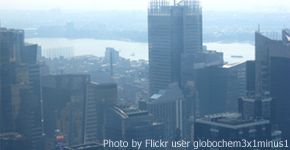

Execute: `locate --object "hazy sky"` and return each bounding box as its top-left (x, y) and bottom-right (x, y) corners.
top-left (0, 0), bottom-right (289, 12)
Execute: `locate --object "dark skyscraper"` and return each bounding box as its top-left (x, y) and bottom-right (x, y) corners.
top-left (0, 28), bottom-right (44, 150)
top-left (0, 28), bottom-right (24, 64)
top-left (42, 74), bottom-right (90, 147)
top-left (22, 43), bottom-right (42, 64)
top-left (255, 30), bottom-right (290, 96)
top-left (255, 29), bottom-right (290, 139)
top-left (195, 65), bottom-right (227, 115)
top-left (148, 0), bottom-right (202, 95)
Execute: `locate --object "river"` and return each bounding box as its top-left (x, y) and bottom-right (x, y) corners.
top-left (26, 38), bottom-right (255, 64)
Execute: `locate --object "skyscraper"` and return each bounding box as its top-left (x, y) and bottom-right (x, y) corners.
top-left (104, 47), bottom-right (119, 76)
top-left (224, 61), bottom-right (255, 112)
top-left (84, 82), bottom-right (118, 143)
top-left (104, 106), bottom-right (164, 144)
top-left (255, 29), bottom-right (290, 139)
top-left (195, 65), bottom-right (227, 115)
top-left (238, 96), bottom-right (272, 120)
top-left (0, 28), bottom-right (23, 65)
top-left (148, 0), bottom-right (202, 95)
top-left (42, 74), bottom-right (90, 147)
top-left (22, 43), bottom-right (42, 64)
top-left (255, 30), bottom-right (290, 96)
top-left (0, 27), bottom-right (44, 150)
top-left (140, 83), bottom-right (185, 140)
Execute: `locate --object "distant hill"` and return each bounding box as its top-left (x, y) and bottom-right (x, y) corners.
top-left (1, 10), bottom-right (289, 43)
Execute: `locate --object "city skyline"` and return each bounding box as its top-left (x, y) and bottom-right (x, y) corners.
top-left (1, 0), bottom-right (290, 149)
top-left (0, 0), bottom-right (289, 12)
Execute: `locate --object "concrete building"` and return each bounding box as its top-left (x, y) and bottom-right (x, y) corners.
top-left (43, 47), bottom-right (74, 59)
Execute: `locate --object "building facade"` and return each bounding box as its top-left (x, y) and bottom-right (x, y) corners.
top-left (148, 0), bottom-right (202, 95)
top-left (42, 74), bottom-right (90, 147)
top-left (0, 28), bottom-right (44, 150)
top-left (104, 106), bottom-right (164, 145)
top-left (84, 82), bottom-right (118, 143)
top-left (255, 30), bottom-right (290, 139)
top-left (140, 83), bottom-right (186, 140)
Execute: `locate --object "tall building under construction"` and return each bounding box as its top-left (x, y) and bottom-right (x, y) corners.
top-left (148, 0), bottom-right (203, 95)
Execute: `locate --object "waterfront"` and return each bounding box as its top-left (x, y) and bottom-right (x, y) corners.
top-left (26, 38), bottom-right (255, 63)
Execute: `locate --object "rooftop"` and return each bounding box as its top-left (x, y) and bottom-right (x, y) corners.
top-left (196, 113), bottom-right (270, 129)
top-left (150, 93), bottom-right (162, 100)
top-left (241, 96), bottom-right (272, 102)
top-left (0, 132), bottom-right (24, 140)
top-left (258, 29), bottom-right (290, 42)
top-left (112, 106), bottom-right (149, 119)
top-left (223, 62), bottom-right (245, 68)
top-left (64, 142), bottom-right (103, 150)
top-left (0, 27), bottom-right (24, 33)
top-left (149, 0), bottom-right (201, 16)
top-left (149, 83), bottom-right (184, 103)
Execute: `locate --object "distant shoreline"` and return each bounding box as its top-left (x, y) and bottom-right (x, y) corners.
top-left (25, 36), bottom-right (254, 45)
top-left (26, 38), bottom-right (255, 63)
